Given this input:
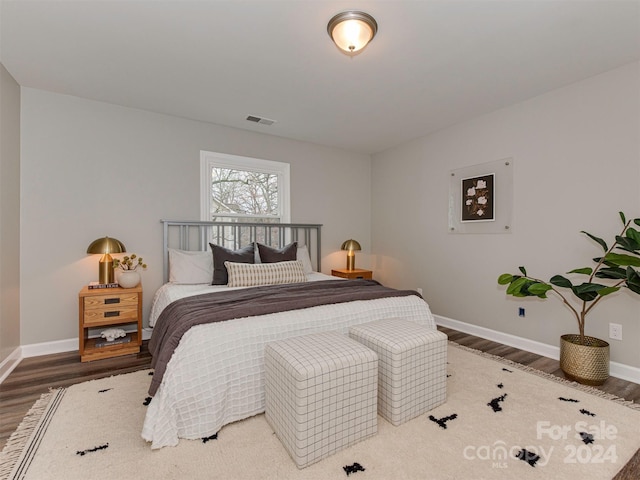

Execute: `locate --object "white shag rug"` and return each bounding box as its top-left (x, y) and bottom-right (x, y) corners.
top-left (1, 343), bottom-right (639, 480)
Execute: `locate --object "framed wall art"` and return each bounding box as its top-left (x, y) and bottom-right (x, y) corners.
top-left (448, 158), bottom-right (513, 234)
top-left (461, 173), bottom-right (495, 222)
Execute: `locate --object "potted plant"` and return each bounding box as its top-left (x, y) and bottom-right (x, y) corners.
top-left (498, 212), bottom-right (640, 385)
top-left (113, 254), bottom-right (147, 288)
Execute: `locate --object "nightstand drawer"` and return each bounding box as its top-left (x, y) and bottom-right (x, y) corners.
top-left (83, 306), bottom-right (139, 325)
top-left (83, 292), bottom-right (139, 310)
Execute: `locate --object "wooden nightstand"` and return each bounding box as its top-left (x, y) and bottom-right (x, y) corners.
top-left (78, 284), bottom-right (142, 362)
top-left (331, 268), bottom-right (373, 280)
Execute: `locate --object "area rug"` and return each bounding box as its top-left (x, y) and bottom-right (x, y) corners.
top-left (1, 343), bottom-right (639, 480)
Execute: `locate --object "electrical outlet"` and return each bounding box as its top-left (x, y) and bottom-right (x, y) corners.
top-left (609, 323), bottom-right (622, 341)
top-left (518, 307), bottom-right (525, 317)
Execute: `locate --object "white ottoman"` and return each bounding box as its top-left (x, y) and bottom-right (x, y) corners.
top-left (349, 318), bottom-right (447, 426)
top-left (264, 331), bottom-right (378, 469)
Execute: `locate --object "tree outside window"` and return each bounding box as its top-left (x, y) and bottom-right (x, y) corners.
top-left (200, 151), bottom-right (290, 246)
top-left (210, 168), bottom-right (279, 223)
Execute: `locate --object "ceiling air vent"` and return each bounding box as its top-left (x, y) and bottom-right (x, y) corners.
top-left (246, 115), bottom-right (276, 126)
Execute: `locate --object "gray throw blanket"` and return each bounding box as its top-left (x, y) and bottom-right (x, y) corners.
top-left (148, 279), bottom-right (421, 395)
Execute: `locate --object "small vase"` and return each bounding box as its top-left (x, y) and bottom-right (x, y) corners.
top-left (117, 270), bottom-right (140, 288)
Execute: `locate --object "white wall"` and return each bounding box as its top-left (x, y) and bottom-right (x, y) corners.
top-left (0, 63), bottom-right (21, 367)
top-left (371, 62), bottom-right (640, 368)
top-left (20, 89), bottom-right (371, 345)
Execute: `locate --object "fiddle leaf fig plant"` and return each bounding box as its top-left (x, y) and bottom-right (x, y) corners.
top-left (498, 212), bottom-right (640, 345)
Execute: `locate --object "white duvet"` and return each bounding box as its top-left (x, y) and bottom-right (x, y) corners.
top-left (148, 272), bottom-right (335, 328)
top-left (142, 275), bottom-right (437, 449)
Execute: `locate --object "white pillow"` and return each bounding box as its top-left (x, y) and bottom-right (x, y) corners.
top-left (297, 245), bottom-right (314, 274)
top-left (168, 249), bottom-right (213, 284)
top-left (225, 260), bottom-right (307, 287)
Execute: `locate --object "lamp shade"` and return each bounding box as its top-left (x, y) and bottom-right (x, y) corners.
top-left (340, 239), bottom-right (362, 252)
top-left (327, 11), bottom-right (378, 54)
top-left (86, 236), bottom-right (126, 255)
top-left (87, 237), bottom-right (126, 284)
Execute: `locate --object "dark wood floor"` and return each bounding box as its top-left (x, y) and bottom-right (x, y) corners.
top-left (1, 327), bottom-right (638, 478)
top-left (441, 326), bottom-right (640, 402)
top-left (0, 343), bottom-right (152, 451)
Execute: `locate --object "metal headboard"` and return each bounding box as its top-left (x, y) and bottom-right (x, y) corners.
top-left (161, 220), bottom-right (322, 283)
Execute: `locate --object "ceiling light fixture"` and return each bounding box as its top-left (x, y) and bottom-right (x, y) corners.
top-left (327, 11), bottom-right (378, 55)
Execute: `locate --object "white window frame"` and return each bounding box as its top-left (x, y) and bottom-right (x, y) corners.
top-left (200, 151), bottom-right (290, 223)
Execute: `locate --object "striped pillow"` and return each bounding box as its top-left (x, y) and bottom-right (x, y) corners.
top-left (225, 260), bottom-right (307, 287)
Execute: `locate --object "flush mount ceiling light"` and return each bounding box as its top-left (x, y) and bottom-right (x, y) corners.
top-left (327, 11), bottom-right (378, 55)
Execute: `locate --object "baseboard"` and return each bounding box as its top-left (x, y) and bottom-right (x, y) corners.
top-left (609, 360), bottom-right (640, 385)
top-left (0, 347), bottom-right (22, 384)
top-left (435, 315), bottom-right (560, 359)
top-left (20, 338), bottom-right (78, 358)
top-left (0, 342), bottom-right (66, 386)
top-left (435, 314), bottom-right (640, 385)
top-left (4, 318), bottom-right (638, 386)
top-left (18, 327), bottom-right (154, 358)
top-left (142, 328), bottom-right (153, 341)
top-left (0, 328), bottom-right (155, 386)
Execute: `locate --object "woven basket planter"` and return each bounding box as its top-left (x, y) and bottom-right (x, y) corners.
top-left (560, 334), bottom-right (610, 386)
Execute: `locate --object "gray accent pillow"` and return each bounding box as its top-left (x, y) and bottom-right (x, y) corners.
top-left (210, 243), bottom-right (255, 285)
top-left (257, 242), bottom-right (298, 263)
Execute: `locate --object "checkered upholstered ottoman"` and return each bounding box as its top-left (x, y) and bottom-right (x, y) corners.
top-left (264, 331), bottom-right (378, 469)
top-left (349, 318), bottom-right (447, 426)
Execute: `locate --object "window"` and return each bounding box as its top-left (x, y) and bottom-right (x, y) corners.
top-left (200, 151), bottom-right (290, 223)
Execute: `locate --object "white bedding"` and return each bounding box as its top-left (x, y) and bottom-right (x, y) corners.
top-left (142, 277), bottom-right (436, 449)
top-left (148, 272), bottom-right (335, 328)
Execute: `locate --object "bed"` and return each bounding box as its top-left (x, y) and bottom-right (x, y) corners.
top-left (142, 221), bottom-right (437, 449)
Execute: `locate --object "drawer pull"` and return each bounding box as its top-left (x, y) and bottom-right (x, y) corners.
top-left (104, 311), bottom-right (120, 318)
top-left (104, 298), bottom-right (121, 304)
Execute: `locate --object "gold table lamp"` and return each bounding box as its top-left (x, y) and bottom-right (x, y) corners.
top-left (86, 237), bottom-right (126, 284)
top-left (341, 239), bottom-right (361, 271)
